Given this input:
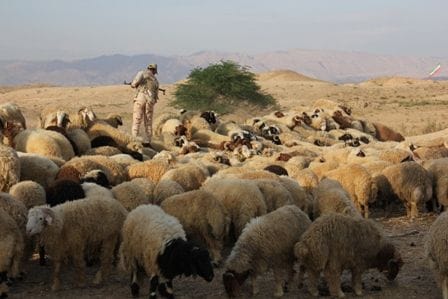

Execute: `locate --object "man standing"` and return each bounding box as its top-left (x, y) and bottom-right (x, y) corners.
top-left (130, 63), bottom-right (159, 145)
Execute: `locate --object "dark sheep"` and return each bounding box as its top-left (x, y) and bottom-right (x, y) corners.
top-left (45, 179), bottom-right (86, 207)
top-left (373, 122), bottom-right (405, 142)
top-left (80, 170), bottom-right (111, 189)
top-left (332, 111), bottom-right (352, 129)
top-left (200, 111), bottom-right (218, 125)
top-left (91, 135), bottom-right (120, 148)
top-left (46, 126), bottom-right (80, 156)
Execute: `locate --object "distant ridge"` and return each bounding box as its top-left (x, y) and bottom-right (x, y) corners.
top-left (257, 70), bottom-right (324, 82)
top-left (0, 49), bottom-right (447, 86)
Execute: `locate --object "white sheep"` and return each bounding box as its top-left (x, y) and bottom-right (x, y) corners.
top-left (223, 205), bottom-right (311, 297)
top-left (153, 179), bottom-right (185, 205)
top-left (0, 208), bottom-right (24, 298)
top-left (202, 177), bottom-right (267, 240)
top-left (0, 144), bottom-right (20, 192)
top-left (112, 181), bottom-right (149, 211)
top-left (159, 162), bottom-right (209, 191)
top-left (253, 179), bottom-right (293, 212)
top-left (9, 181), bottom-right (46, 209)
top-left (18, 153), bottom-right (59, 189)
top-left (323, 163), bottom-right (377, 218)
top-left (161, 190), bottom-right (230, 265)
top-left (26, 197), bottom-right (128, 290)
top-left (119, 204), bottom-right (214, 298)
top-left (295, 213), bottom-right (403, 298)
top-left (426, 211), bottom-right (448, 299)
top-left (0, 102), bottom-right (27, 129)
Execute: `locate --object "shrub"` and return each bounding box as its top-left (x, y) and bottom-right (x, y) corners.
top-left (172, 61), bottom-right (276, 113)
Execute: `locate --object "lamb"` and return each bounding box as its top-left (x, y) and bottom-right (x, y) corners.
top-left (18, 153), bottom-right (59, 189)
top-left (26, 197), bottom-right (128, 290)
top-left (425, 211), bottom-right (448, 299)
top-left (312, 178), bottom-right (361, 219)
top-left (161, 190), bottom-right (230, 265)
top-left (9, 181), bottom-right (46, 209)
top-left (380, 161), bottom-right (433, 219)
top-left (0, 209), bottom-right (24, 298)
top-left (0, 144), bottom-right (20, 192)
top-left (153, 179), bottom-right (185, 205)
top-left (323, 164), bottom-right (378, 218)
top-left (119, 204), bottom-right (214, 298)
top-left (223, 205), bottom-right (311, 298)
top-left (112, 181), bottom-right (149, 211)
top-left (202, 177), bottom-right (267, 240)
top-left (295, 213), bottom-right (403, 298)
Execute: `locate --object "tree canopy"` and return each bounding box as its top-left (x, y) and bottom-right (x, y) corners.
top-left (172, 61), bottom-right (276, 113)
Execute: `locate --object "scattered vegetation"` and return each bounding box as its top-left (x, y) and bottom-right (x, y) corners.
top-left (172, 61), bottom-right (277, 113)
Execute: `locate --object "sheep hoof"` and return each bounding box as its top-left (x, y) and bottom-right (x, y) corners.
top-left (0, 292), bottom-right (8, 299)
top-left (355, 289), bottom-right (363, 296)
top-left (273, 290), bottom-right (284, 297)
top-left (51, 282), bottom-right (60, 292)
top-left (130, 282), bottom-right (139, 297)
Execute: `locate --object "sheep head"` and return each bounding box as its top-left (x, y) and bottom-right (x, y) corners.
top-left (223, 270), bottom-right (250, 298)
top-left (26, 207), bottom-right (56, 236)
top-left (78, 107), bottom-right (97, 127)
top-left (375, 243), bottom-right (403, 281)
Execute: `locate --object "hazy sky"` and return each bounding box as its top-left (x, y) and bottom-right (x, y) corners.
top-left (0, 0), bottom-right (447, 60)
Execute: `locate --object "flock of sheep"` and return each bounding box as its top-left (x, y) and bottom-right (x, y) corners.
top-left (0, 98), bottom-right (448, 298)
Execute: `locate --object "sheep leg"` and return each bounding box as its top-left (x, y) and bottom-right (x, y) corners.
top-left (324, 268), bottom-right (344, 298)
top-left (284, 265), bottom-right (295, 293)
top-left (250, 274), bottom-right (259, 295)
top-left (149, 275), bottom-right (159, 299)
top-left (73, 252), bottom-right (86, 288)
top-left (273, 268), bottom-right (285, 297)
top-left (39, 246), bottom-right (46, 266)
top-left (351, 268), bottom-right (363, 296)
top-left (130, 270), bottom-right (140, 298)
top-left (93, 237), bottom-right (116, 284)
top-left (363, 204), bottom-right (369, 219)
top-left (410, 202), bottom-right (419, 220)
top-left (297, 265), bottom-right (305, 289)
top-left (307, 269), bottom-right (320, 297)
top-left (51, 259), bottom-right (62, 291)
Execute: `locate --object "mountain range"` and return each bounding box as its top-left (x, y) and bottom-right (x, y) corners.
top-left (0, 49), bottom-right (447, 86)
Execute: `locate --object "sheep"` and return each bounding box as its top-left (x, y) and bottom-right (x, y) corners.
top-left (161, 190), bottom-right (230, 265)
top-left (128, 159), bottom-right (172, 183)
top-left (18, 153), bottom-right (59, 189)
top-left (425, 211), bottom-right (448, 299)
top-left (9, 181), bottom-right (46, 209)
top-left (112, 181), bottom-right (149, 211)
top-left (84, 145), bottom-right (122, 156)
top-left (66, 128), bottom-right (91, 155)
top-left (0, 102), bottom-right (26, 129)
top-left (109, 153), bottom-right (140, 167)
top-left (0, 192), bottom-right (28, 232)
top-left (424, 158), bottom-right (448, 209)
top-left (312, 178), bottom-right (361, 219)
top-left (119, 204), bottom-right (214, 298)
top-left (0, 209), bottom-right (24, 298)
top-left (323, 164), bottom-right (378, 218)
top-left (159, 163), bottom-right (209, 191)
top-left (14, 129), bottom-right (75, 161)
top-left (263, 164), bottom-right (288, 176)
top-left (381, 161), bottom-right (433, 219)
top-left (81, 182), bottom-right (114, 199)
top-left (413, 145), bottom-right (448, 160)
top-left (86, 120), bottom-right (143, 154)
top-left (295, 213), bottom-right (403, 298)
top-left (223, 205), bottom-right (311, 298)
top-left (101, 113), bottom-right (123, 128)
top-left (253, 179), bottom-right (294, 212)
top-left (291, 169), bottom-right (319, 194)
top-left (79, 169), bottom-right (110, 188)
top-left (39, 107), bottom-right (70, 128)
top-left (190, 129), bottom-right (229, 148)
top-left (372, 122), bottom-right (405, 142)
top-left (202, 177), bottom-right (267, 240)
top-left (129, 178), bottom-right (155, 203)
top-left (26, 197), bottom-right (128, 291)
top-left (0, 144), bottom-right (20, 192)
top-left (46, 180), bottom-right (86, 207)
top-left (278, 176), bottom-right (314, 216)
top-left (153, 179), bottom-right (185, 205)
top-left (66, 106), bottom-right (97, 129)
top-left (58, 155), bottom-right (127, 186)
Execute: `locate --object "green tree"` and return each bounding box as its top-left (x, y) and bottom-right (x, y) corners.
top-left (172, 60), bottom-right (276, 113)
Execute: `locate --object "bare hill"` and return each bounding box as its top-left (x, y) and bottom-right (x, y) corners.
top-left (257, 70), bottom-right (323, 82)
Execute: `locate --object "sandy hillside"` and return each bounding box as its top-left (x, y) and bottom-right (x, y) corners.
top-left (1, 70), bottom-right (448, 137)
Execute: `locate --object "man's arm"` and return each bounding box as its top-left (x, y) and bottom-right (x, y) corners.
top-left (130, 71), bottom-right (144, 88)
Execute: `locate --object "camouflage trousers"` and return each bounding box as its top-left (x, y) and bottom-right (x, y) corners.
top-left (132, 93), bottom-right (155, 142)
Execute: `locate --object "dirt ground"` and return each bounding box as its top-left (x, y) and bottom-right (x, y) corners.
top-left (1, 71), bottom-right (448, 298)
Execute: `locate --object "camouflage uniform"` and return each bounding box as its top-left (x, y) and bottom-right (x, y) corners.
top-left (130, 64), bottom-right (159, 142)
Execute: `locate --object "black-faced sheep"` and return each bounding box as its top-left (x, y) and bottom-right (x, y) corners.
top-left (26, 197), bottom-right (127, 290)
top-left (223, 205), bottom-right (311, 298)
top-left (295, 213), bottom-right (403, 298)
top-left (119, 205), bottom-right (214, 299)
top-left (161, 190), bottom-right (230, 265)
